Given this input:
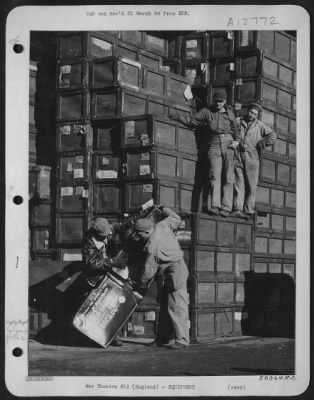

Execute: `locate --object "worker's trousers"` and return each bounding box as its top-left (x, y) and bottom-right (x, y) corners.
top-left (157, 260), bottom-right (190, 346)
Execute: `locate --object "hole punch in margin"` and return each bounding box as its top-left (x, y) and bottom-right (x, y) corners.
top-left (13, 195), bottom-right (23, 205)
top-left (13, 43), bottom-right (24, 53)
top-left (12, 347), bottom-right (23, 357)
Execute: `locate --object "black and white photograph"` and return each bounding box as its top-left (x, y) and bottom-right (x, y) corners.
top-left (4, 4), bottom-right (311, 398)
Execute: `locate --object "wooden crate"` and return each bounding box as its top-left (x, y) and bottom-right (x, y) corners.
top-left (56, 58), bottom-right (89, 90)
top-left (56, 151), bottom-right (92, 184)
top-left (92, 118), bottom-right (121, 152)
top-left (57, 32), bottom-right (114, 59)
top-left (89, 56), bottom-right (142, 91)
top-left (29, 165), bottom-right (51, 200)
top-left (190, 306), bottom-right (247, 342)
top-left (30, 201), bottom-right (52, 226)
top-left (56, 182), bottom-right (91, 213)
top-left (235, 31), bottom-right (296, 68)
top-left (143, 32), bottom-right (168, 57)
top-left (56, 121), bottom-right (93, 152)
top-left (181, 32), bottom-right (209, 61)
top-left (91, 87), bottom-right (147, 119)
top-left (123, 179), bottom-right (179, 212)
top-left (56, 89), bottom-right (90, 122)
top-left (55, 212), bottom-right (91, 244)
top-left (208, 31), bottom-right (234, 58)
top-left (193, 213), bottom-right (254, 250)
top-left (92, 152), bottom-right (121, 182)
top-left (93, 182), bottom-right (122, 214)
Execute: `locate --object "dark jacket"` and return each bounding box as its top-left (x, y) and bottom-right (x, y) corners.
top-left (82, 230), bottom-right (115, 287)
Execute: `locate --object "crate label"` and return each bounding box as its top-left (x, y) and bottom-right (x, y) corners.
top-left (60, 65), bottom-right (71, 74)
top-left (160, 65), bottom-right (170, 72)
top-left (186, 49), bottom-right (197, 57)
top-left (127, 322), bottom-right (133, 331)
top-left (39, 168), bottom-right (50, 178)
top-left (229, 62), bottom-right (235, 71)
top-left (186, 39), bottom-right (198, 48)
top-left (63, 252), bottom-right (82, 261)
top-left (96, 170), bottom-right (118, 179)
top-left (60, 125), bottom-right (71, 135)
top-left (75, 155), bottom-right (84, 163)
top-left (140, 152), bottom-right (150, 161)
top-left (67, 163), bottom-right (73, 172)
top-left (144, 311), bottom-right (156, 321)
top-left (61, 186), bottom-right (74, 196)
top-left (82, 189), bottom-right (89, 198)
top-left (44, 239), bottom-right (49, 249)
top-left (140, 134), bottom-right (150, 146)
top-left (75, 186), bottom-right (84, 195)
top-left (139, 165), bottom-right (151, 175)
top-left (133, 325), bottom-right (145, 335)
top-left (143, 184), bottom-right (153, 193)
top-left (91, 37), bottom-right (112, 51)
top-left (125, 121), bottom-right (135, 138)
top-left (73, 125), bottom-right (85, 134)
top-left (73, 168), bottom-right (84, 179)
top-left (101, 157), bottom-right (110, 165)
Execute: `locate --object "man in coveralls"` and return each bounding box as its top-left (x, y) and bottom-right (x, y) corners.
top-left (232, 103), bottom-right (277, 218)
top-left (82, 217), bottom-right (128, 346)
top-left (132, 206), bottom-right (189, 350)
top-left (169, 88), bottom-right (240, 217)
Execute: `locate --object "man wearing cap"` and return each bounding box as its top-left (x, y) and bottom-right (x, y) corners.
top-left (82, 217), bottom-right (128, 346)
top-left (131, 206), bottom-right (189, 350)
top-left (169, 88), bottom-right (240, 217)
top-left (232, 103), bottom-right (276, 218)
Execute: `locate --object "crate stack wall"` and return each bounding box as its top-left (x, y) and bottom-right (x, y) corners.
top-left (29, 30), bottom-right (296, 341)
top-left (29, 33), bottom-right (58, 261)
top-left (235, 30), bottom-right (296, 337)
top-left (54, 30), bottom-right (198, 340)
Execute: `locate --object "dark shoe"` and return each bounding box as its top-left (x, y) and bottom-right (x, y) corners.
top-left (207, 207), bottom-right (220, 216)
top-left (220, 209), bottom-right (230, 217)
top-left (245, 212), bottom-right (255, 220)
top-left (232, 210), bottom-right (249, 220)
top-left (166, 342), bottom-right (187, 350)
top-left (111, 338), bottom-right (123, 347)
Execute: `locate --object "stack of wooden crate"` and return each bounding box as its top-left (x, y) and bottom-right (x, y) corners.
top-left (53, 31), bottom-right (198, 340)
top-left (162, 30), bottom-right (296, 339)
top-left (236, 31), bottom-right (296, 337)
top-left (29, 33), bottom-right (57, 260)
top-left (29, 30), bottom-right (296, 341)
